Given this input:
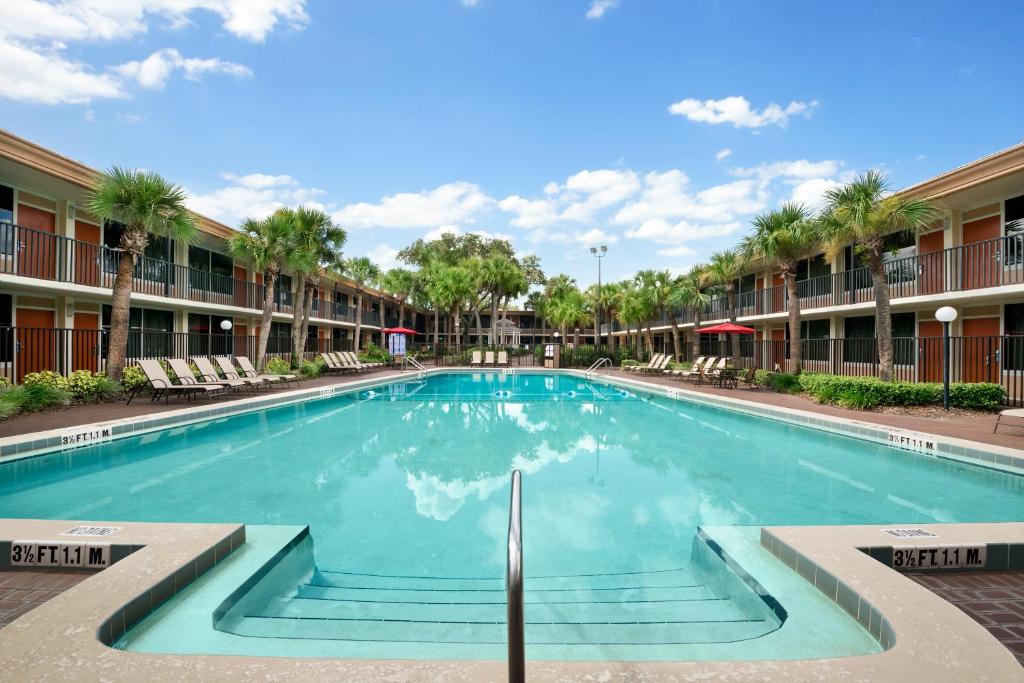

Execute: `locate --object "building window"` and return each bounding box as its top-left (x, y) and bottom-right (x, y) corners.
top-left (1004, 194), bottom-right (1024, 266)
top-left (796, 255), bottom-right (831, 298)
top-left (275, 274), bottom-right (293, 308)
top-left (842, 313), bottom-right (914, 364)
top-left (0, 184), bottom-right (13, 256)
top-left (188, 313), bottom-right (231, 356)
top-left (0, 293), bottom-right (11, 364)
top-left (102, 305), bottom-right (173, 359)
top-left (1004, 303), bottom-right (1024, 371)
top-left (102, 222), bottom-right (173, 283)
top-left (188, 246), bottom-right (233, 294)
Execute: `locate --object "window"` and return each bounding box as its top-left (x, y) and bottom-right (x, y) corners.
top-left (785, 319), bottom-right (830, 361)
top-left (275, 274), bottom-right (293, 308)
top-left (796, 255), bottom-right (831, 298)
top-left (842, 313), bottom-right (914, 364)
top-left (102, 306), bottom-right (173, 359)
top-left (268, 321), bottom-right (291, 354)
top-left (1004, 304), bottom-right (1024, 371)
top-left (188, 246), bottom-right (233, 294)
top-left (0, 293), bottom-right (11, 363)
top-left (1005, 195), bottom-right (1024, 266)
top-left (103, 222), bottom-right (173, 282)
top-left (0, 184), bottom-right (13, 256)
top-left (188, 313), bottom-right (232, 356)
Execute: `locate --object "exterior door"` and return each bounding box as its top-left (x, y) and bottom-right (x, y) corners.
top-left (15, 308), bottom-right (55, 381)
top-left (73, 220), bottom-right (101, 287)
top-left (962, 317), bottom-right (1000, 383)
top-left (770, 273), bottom-right (785, 313)
top-left (16, 204), bottom-right (56, 280)
top-left (918, 320), bottom-right (942, 382)
top-left (233, 266), bottom-right (248, 308)
top-left (771, 328), bottom-right (785, 372)
top-left (72, 312), bottom-right (100, 371)
top-left (918, 230), bottom-right (945, 295)
top-left (234, 324), bottom-right (249, 357)
top-left (961, 216), bottom-right (1001, 290)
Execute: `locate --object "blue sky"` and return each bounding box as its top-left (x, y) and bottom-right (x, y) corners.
top-left (2, 0), bottom-right (1023, 286)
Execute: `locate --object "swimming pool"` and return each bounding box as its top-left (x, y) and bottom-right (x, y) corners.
top-left (1, 371), bottom-right (1021, 661)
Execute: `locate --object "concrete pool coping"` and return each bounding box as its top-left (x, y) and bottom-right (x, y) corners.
top-left (0, 517), bottom-right (1021, 680)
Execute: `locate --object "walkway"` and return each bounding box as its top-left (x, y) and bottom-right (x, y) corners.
top-left (0, 571), bottom-right (89, 628)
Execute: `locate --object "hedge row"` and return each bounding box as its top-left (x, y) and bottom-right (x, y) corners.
top-left (770, 372), bottom-right (1006, 410)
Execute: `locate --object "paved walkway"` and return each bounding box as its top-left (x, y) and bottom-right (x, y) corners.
top-left (0, 571), bottom-right (89, 628)
top-left (907, 571), bottom-right (1024, 666)
top-left (603, 369), bottom-right (1024, 451)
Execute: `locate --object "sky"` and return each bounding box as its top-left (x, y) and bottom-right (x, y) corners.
top-left (1, 0), bottom-right (1023, 287)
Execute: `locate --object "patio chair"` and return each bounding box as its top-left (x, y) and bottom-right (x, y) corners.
top-left (167, 358), bottom-right (247, 395)
top-left (342, 351), bottom-right (375, 370)
top-left (211, 356), bottom-right (276, 390)
top-left (737, 366), bottom-right (760, 390)
top-left (127, 360), bottom-right (210, 404)
top-left (993, 408), bottom-right (1024, 433)
top-left (470, 350), bottom-right (483, 367)
top-left (330, 352), bottom-right (363, 373)
top-left (237, 356), bottom-right (300, 387)
top-left (685, 357), bottom-right (718, 384)
top-left (636, 355), bottom-right (670, 375)
top-left (702, 358), bottom-right (729, 384)
top-left (497, 351), bottom-right (509, 367)
top-left (484, 351), bottom-right (496, 366)
top-left (194, 357), bottom-right (265, 392)
top-left (627, 354), bottom-right (663, 374)
top-left (319, 353), bottom-right (347, 374)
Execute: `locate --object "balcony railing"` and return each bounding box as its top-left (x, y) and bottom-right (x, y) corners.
top-left (0, 222), bottom-right (385, 327)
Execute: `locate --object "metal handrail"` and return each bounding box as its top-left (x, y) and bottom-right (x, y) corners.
top-left (404, 356), bottom-right (427, 378)
top-left (506, 470), bottom-right (524, 683)
top-left (585, 356), bottom-right (612, 378)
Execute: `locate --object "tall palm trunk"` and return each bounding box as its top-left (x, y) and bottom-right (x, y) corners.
top-left (433, 309), bottom-right (439, 346)
top-left (490, 298), bottom-right (499, 347)
top-left (473, 306), bottom-right (482, 347)
top-left (644, 324), bottom-right (654, 355)
top-left (300, 284), bottom-right (315, 357)
top-left (353, 291), bottom-right (364, 351)
top-left (574, 328), bottom-right (580, 346)
top-left (106, 248), bottom-right (138, 380)
top-left (691, 310), bottom-right (703, 362)
top-left (398, 302), bottom-right (405, 328)
top-left (868, 248), bottom-right (894, 381)
top-left (290, 273), bottom-right (306, 368)
top-left (256, 272), bottom-right (277, 371)
top-left (785, 272), bottom-right (802, 373)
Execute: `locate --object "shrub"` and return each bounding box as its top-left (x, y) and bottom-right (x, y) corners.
top-left (22, 370), bottom-right (69, 393)
top-left (767, 372), bottom-right (802, 393)
top-left (265, 357), bottom-right (292, 375)
top-left (67, 370), bottom-right (121, 400)
top-left (360, 342), bottom-right (390, 364)
top-left (299, 360), bottom-right (321, 378)
top-left (949, 382), bottom-right (1005, 411)
top-left (753, 369), bottom-right (773, 387)
top-left (621, 359), bottom-right (639, 368)
top-left (120, 366), bottom-right (148, 391)
top-left (2, 383), bottom-right (69, 413)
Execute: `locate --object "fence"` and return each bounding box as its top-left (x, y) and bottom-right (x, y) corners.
top-left (0, 327), bottom-right (354, 383)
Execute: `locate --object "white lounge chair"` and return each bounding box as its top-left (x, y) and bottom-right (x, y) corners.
top-left (470, 350), bottom-right (483, 367)
top-left (994, 408), bottom-right (1024, 433)
top-left (497, 351), bottom-right (509, 367)
top-left (666, 356), bottom-right (705, 379)
top-left (233, 356), bottom-right (300, 388)
top-left (484, 351), bottom-right (496, 366)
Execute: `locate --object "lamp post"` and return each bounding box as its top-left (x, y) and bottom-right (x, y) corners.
top-left (590, 245), bottom-right (607, 346)
top-left (935, 306), bottom-right (958, 411)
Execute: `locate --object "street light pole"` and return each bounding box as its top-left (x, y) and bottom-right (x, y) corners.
top-left (590, 245), bottom-right (607, 347)
top-left (936, 306), bottom-right (958, 411)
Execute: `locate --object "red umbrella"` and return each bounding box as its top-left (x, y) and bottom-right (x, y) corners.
top-left (383, 327), bottom-right (419, 335)
top-left (697, 322), bottom-right (755, 334)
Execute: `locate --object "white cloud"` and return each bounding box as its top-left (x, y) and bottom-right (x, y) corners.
top-left (715, 148), bottom-right (732, 161)
top-left (732, 159), bottom-right (841, 182)
top-left (367, 243), bottom-right (400, 271)
top-left (424, 224), bottom-right (514, 242)
top-left (625, 219), bottom-right (742, 245)
top-left (668, 96), bottom-right (818, 129)
top-left (498, 195), bottom-right (559, 229)
top-left (186, 171), bottom-right (326, 225)
top-left (559, 169), bottom-right (640, 222)
top-left (116, 112), bottom-right (146, 124)
top-left (612, 170), bottom-right (764, 226)
top-left (656, 245), bottom-right (697, 257)
top-left (113, 48), bottom-right (251, 89)
top-left (528, 227), bottom-right (619, 247)
top-left (788, 178), bottom-right (841, 211)
top-left (0, 1), bottom-right (302, 105)
top-left (586, 0), bottom-right (619, 19)
top-left (543, 181), bottom-right (560, 195)
top-left (333, 181), bottom-right (493, 230)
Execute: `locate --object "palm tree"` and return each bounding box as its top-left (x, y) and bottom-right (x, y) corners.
top-left (741, 203), bottom-right (818, 373)
top-left (286, 207), bottom-right (347, 367)
top-left (703, 249), bottom-right (749, 358)
top-left (480, 255), bottom-right (527, 346)
top-left (632, 272), bottom-right (661, 355)
top-left (346, 256), bottom-right (382, 352)
top-left (599, 282), bottom-right (622, 351)
top-left (381, 268), bottom-right (417, 328)
top-left (638, 270), bottom-right (681, 359)
top-left (420, 260), bottom-right (447, 345)
top-left (615, 283), bottom-right (646, 356)
top-left (86, 167), bottom-right (197, 380)
top-left (432, 264), bottom-right (474, 349)
top-left (548, 287), bottom-right (591, 346)
top-left (228, 212), bottom-right (293, 371)
top-left (818, 171), bottom-right (940, 380)
top-left (674, 264), bottom-right (709, 361)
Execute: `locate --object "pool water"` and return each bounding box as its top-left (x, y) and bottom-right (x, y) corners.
top-left (1, 371), bottom-right (1021, 661)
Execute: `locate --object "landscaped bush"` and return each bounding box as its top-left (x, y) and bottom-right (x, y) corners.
top-left (67, 370), bottom-right (120, 400)
top-left (299, 360), bottom-right (321, 378)
top-left (767, 372), bottom-right (802, 393)
top-left (360, 342), bottom-right (390, 365)
top-left (948, 382), bottom-right (1005, 410)
top-left (22, 370), bottom-right (69, 393)
top-left (120, 366), bottom-right (148, 391)
top-left (621, 359), bottom-right (639, 368)
top-left (265, 357), bottom-right (292, 375)
top-left (0, 383), bottom-right (69, 413)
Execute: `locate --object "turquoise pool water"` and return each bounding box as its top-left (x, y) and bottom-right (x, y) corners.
top-left (1, 371), bottom-right (1021, 661)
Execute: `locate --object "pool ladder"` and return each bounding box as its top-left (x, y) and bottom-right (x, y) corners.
top-left (507, 470), bottom-right (524, 683)
top-left (404, 356), bottom-right (427, 379)
top-left (585, 357), bottom-right (612, 378)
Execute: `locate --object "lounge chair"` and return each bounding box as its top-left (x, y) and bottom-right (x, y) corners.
top-left (342, 351), bottom-right (375, 370)
top-left (497, 351), bottom-right (509, 367)
top-left (994, 408), bottom-right (1024, 433)
top-left (237, 356), bottom-right (299, 386)
top-left (637, 355), bottom-right (670, 375)
top-left (127, 359), bottom-right (226, 405)
top-left (324, 353), bottom-right (358, 373)
top-left (626, 354), bottom-right (662, 374)
top-left (167, 358), bottom-right (246, 395)
top-left (194, 357), bottom-right (265, 391)
top-left (702, 358), bottom-right (729, 384)
top-left (685, 357), bottom-right (718, 384)
top-left (212, 356), bottom-right (277, 390)
top-left (665, 356), bottom-right (705, 379)
top-left (737, 366), bottom-right (760, 390)
top-left (484, 351), bottom-right (496, 366)
top-left (470, 350), bottom-right (483, 367)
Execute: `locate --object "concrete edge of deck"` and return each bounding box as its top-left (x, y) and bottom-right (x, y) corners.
top-left (0, 517), bottom-right (1021, 681)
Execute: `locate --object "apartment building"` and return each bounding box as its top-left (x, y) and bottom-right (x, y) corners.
top-left (0, 129), bottom-right (420, 382)
top-left (612, 142), bottom-right (1024, 394)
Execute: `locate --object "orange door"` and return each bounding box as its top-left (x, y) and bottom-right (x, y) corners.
top-left (771, 328), bottom-right (785, 371)
top-left (16, 308), bottom-right (55, 381)
top-left (918, 320), bottom-right (943, 382)
top-left (73, 221), bottom-right (101, 286)
top-left (961, 216), bottom-right (1001, 290)
top-left (234, 324), bottom-right (249, 357)
top-left (962, 317), bottom-right (1000, 382)
top-left (72, 312), bottom-right (99, 371)
top-left (918, 230), bottom-right (945, 295)
top-left (16, 205), bottom-right (56, 280)
top-left (233, 266), bottom-right (248, 307)
top-left (770, 273), bottom-right (785, 313)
